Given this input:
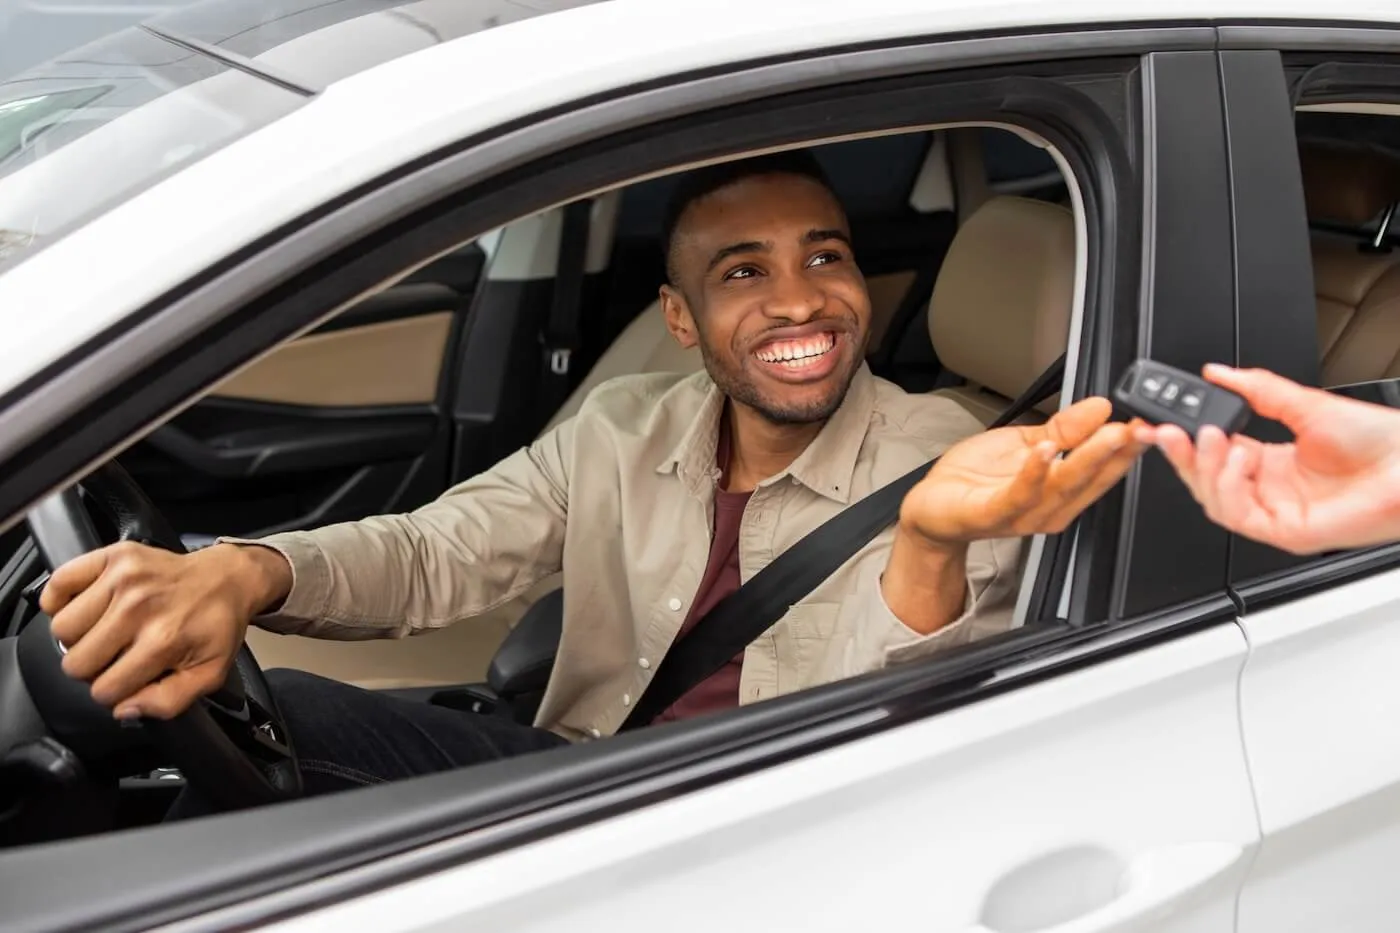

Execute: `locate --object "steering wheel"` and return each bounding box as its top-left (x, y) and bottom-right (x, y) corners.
top-left (16, 462), bottom-right (301, 811)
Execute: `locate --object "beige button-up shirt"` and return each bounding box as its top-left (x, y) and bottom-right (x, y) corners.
top-left (235, 365), bottom-right (1024, 741)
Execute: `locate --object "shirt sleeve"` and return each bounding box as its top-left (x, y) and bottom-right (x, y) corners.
top-left (841, 534), bottom-right (1025, 673)
top-left (218, 418), bottom-right (576, 640)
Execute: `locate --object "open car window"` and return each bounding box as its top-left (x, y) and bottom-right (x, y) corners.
top-left (0, 13), bottom-right (1259, 930)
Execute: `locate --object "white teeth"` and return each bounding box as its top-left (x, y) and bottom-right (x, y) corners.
top-left (756, 333), bottom-right (835, 364)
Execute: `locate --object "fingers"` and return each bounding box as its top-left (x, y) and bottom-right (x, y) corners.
top-left (39, 548), bottom-right (112, 618)
top-left (996, 440), bottom-right (1057, 515)
top-left (1210, 442), bottom-right (1263, 528)
top-left (1145, 423), bottom-right (1200, 487)
top-left (1039, 424), bottom-right (1146, 527)
top-left (1202, 363), bottom-right (1329, 430)
top-left (989, 421), bottom-right (1146, 536)
top-left (1039, 397), bottom-right (1113, 450)
top-left (53, 584), bottom-right (126, 681)
top-left (114, 664), bottom-right (226, 721)
top-left (87, 624), bottom-right (186, 709)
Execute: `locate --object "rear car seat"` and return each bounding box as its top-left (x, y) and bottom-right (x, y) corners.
top-left (1296, 138), bottom-right (1400, 386)
top-left (927, 195), bottom-right (1076, 424)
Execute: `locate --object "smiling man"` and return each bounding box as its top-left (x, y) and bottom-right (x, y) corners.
top-left (40, 150), bottom-right (1145, 806)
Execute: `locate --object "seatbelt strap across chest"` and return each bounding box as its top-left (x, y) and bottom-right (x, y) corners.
top-left (618, 354), bottom-right (1067, 731)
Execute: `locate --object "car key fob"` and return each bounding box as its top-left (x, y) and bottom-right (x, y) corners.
top-left (1113, 359), bottom-right (1251, 437)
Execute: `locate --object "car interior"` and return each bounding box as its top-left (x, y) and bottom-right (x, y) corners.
top-left (7, 102), bottom-right (1399, 842)
top-left (0, 122), bottom-right (1086, 843)
top-left (1295, 106), bottom-right (1400, 388)
top-left (209, 124), bottom-right (1076, 695)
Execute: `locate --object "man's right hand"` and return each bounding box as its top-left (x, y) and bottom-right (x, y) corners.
top-left (37, 542), bottom-right (293, 720)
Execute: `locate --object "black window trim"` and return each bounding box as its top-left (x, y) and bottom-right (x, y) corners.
top-left (0, 24), bottom-right (1236, 933)
top-left (1105, 49), bottom-right (1240, 621)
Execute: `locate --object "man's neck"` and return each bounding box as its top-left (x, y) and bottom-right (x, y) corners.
top-left (722, 400), bottom-right (824, 493)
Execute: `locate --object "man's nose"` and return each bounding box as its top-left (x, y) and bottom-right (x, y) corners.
top-left (763, 269), bottom-right (824, 322)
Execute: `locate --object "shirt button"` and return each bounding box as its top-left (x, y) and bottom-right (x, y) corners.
top-left (667, 597), bottom-right (682, 611)
top-left (639, 657), bottom-right (651, 669)
top-left (589, 727), bottom-right (601, 739)
top-left (622, 693), bottom-right (631, 706)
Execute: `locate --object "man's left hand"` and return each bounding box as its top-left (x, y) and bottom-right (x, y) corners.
top-left (901, 397), bottom-right (1148, 546)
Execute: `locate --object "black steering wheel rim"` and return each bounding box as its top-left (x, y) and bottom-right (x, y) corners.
top-left (21, 462), bottom-right (301, 811)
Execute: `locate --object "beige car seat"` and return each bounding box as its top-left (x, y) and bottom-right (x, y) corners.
top-left (927, 195), bottom-right (1076, 425)
top-left (1297, 138), bottom-right (1400, 386)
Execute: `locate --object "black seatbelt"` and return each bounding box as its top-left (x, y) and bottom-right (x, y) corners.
top-left (538, 199), bottom-right (592, 424)
top-left (619, 353), bottom-right (1067, 731)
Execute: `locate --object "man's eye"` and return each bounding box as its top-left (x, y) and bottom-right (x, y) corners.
top-left (723, 266), bottom-right (758, 281)
top-left (808, 251), bottom-right (842, 267)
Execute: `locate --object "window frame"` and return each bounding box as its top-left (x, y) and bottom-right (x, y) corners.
top-left (0, 25), bottom-right (1240, 933)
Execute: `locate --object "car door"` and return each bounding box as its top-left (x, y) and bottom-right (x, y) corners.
top-left (116, 246), bottom-right (484, 542)
top-left (0, 18), bottom-right (1263, 933)
top-left (253, 46), bottom-right (1259, 933)
top-left (1217, 35), bottom-right (1400, 933)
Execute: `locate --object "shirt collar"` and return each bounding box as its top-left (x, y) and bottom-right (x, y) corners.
top-left (657, 364), bottom-right (876, 505)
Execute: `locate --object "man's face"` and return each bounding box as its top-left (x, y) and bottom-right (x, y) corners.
top-left (661, 172), bottom-right (871, 426)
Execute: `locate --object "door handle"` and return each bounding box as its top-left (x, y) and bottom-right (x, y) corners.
top-left (961, 840), bottom-right (1243, 933)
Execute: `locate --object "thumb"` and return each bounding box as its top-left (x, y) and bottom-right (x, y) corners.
top-left (1202, 364), bottom-right (1330, 430)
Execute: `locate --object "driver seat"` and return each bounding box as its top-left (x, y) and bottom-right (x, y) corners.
top-left (464, 194), bottom-right (1077, 725)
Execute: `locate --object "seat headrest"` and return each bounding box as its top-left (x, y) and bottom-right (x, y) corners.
top-left (1298, 138), bottom-right (1400, 226)
top-left (928, 196), bottom-right (1075, 401)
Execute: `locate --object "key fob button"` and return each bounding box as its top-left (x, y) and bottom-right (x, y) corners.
top-left (1179, 389), bottom-right (1204, 417)
top-left (1160, 381), bottom-right (1182, 405)
top-left (1139, 374), bottom-right (1165, 400)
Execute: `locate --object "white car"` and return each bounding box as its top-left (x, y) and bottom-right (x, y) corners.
top-left (1, 0), bottom-right (1400, 930)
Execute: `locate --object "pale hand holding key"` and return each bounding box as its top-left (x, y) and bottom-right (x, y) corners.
top-left (1135, 363), bottom-right (1400, 554)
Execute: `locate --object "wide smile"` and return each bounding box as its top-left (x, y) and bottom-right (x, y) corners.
top-left (751, 330), bottom-right (842, 383)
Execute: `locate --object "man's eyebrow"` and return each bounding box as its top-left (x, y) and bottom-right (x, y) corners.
top-left (704, 239), bottom-right (769, 274)
top-left (805, 228), bottom-right (851, 246)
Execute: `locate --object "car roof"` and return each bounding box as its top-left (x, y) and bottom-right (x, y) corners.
top-left (138, 0), bottom-right (606, 91)
top-left (0, 0), bottom-right (1397, 403)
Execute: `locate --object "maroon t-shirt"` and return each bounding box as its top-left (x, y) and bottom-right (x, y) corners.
top-left (652, 419), bottom-right (751, 725)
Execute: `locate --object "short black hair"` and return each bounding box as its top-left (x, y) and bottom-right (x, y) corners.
top-left (660, 149), bottom-right (836, 286)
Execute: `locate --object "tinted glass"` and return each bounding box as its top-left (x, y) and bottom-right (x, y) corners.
top-left (0, 0), bottom-right (604, 273)
top-left (149, 0), bottom-right (600, 87)
top-left (0, 27), bottom-right (303, 270)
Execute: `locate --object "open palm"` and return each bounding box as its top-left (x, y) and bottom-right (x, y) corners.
top-left (901, 397), bottom-right (1147, 546)
top-left (1143, 365), bottom-right (1400, 554)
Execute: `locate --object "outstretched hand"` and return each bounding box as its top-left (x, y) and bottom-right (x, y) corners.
top-left (899, 396), bottom-right (1148, 546)
top-left (1135, 364), bottom-right (1400, 554)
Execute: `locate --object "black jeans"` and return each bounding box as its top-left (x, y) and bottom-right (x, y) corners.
top-left (169, 669), bottom-right (567, 818)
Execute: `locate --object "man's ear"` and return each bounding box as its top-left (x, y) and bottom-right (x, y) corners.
top-left (660, 284), bottom-right (699, 350)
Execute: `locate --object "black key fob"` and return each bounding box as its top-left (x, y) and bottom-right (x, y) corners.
top-left (1113, 359), bottom-right (1250, 437)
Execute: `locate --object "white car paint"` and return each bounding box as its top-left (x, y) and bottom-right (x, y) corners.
top-left (249, 629), bottom-right (1257, 933)
top-left (1, 0), bottom-right (1399, 402)
top-left (1235, 561), bottom-right (1400, 932)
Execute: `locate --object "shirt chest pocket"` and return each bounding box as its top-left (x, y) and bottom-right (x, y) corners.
top-left (772, 602), bottom-right (842, 692)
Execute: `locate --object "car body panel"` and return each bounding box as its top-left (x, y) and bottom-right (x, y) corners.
top-left (1236, 563), bottom-right (1400, 933)
top-left (254, 627), bottom-right (1259, 933)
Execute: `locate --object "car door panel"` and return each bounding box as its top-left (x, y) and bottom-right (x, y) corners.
top-left (261, 627), bottom-right (1259, 933)
top-left (119, 254), bottom-right (481, 539)
top-left (210, 312), bottom-right (453, 407)
top-left (1235, 564), bottom-right (1400, 933)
